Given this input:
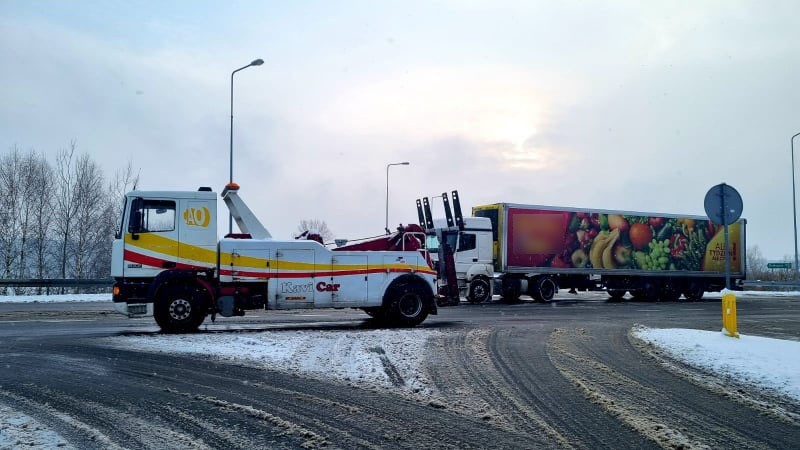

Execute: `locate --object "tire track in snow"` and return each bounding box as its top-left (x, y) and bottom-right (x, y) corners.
top-left (426, 328), bottom-right (570, 448)
top-left (628, 329), bottom-right (800, 426)
top-left (547, 327), bottom-right (788, 449)
top-left (0, 389), bottom-right (121, 450)
top-left (485, 327), bottom-right (653, 449)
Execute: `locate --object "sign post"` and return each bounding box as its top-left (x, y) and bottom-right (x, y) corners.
top-left (704, 183), bottom-right (743, 290)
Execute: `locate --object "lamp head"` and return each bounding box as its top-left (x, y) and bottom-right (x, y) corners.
top-left (251, 59), bottom-right (264, 66)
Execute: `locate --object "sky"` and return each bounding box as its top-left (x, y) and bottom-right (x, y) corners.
top-left (1, 1), bottom-right (799, 259)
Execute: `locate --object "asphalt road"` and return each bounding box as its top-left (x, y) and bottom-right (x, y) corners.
top-left (0, 294), bottom-right (798, 449)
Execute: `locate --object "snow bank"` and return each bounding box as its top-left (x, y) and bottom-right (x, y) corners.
top-left (634, 327), bottom-right (800, 401)
top-left (104, 329), bottom-right (441, 395)
top-left (0, 403), bottom-right (73, 449)
top-left (0, 293), bottom-right (110, 303)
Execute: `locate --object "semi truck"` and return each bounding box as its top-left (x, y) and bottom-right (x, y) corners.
top-left (111, 183), bottom-right (440, 332)
top-left (418, 192), bottom-right (746, 303)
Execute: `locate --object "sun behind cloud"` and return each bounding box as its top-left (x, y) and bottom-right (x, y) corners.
top-left (317, 66), bottom-right (574, 172)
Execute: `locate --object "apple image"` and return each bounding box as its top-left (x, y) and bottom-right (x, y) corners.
top-left (571, 249), bottom-right (588, 268)
top-left (614, 243), bottom-right (632, 266)
top-left (608, 214), bottom-right (629, 233)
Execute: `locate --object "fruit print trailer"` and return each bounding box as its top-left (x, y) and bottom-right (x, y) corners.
top-left (506, 208), bottom-right (742, 273)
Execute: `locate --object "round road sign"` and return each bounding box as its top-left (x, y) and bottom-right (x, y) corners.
top-left (704, 183), bottom-right (743, 225)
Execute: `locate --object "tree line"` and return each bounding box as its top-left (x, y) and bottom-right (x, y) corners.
top-left (0, 142), bottom-right (138, 293)
top-left (746, 245), bottom-right (796, 282)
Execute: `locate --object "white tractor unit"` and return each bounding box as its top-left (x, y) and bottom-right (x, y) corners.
top-left (111, 183), bottom-right (441, 332)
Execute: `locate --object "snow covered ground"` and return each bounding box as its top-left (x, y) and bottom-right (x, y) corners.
top-left (0, 293), bottom-right (110, 303)
top-left (0, 403), bottom-right (73, 449)
top-left (104, 329), bottom-right (442, 396)
top-left (634, 327), bottom-right (800, 402)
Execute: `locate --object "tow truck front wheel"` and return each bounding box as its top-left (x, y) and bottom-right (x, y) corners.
top-left (384, 279), bottom-right (430, 327)
top-left (154, 282), bottom-right (209, 333)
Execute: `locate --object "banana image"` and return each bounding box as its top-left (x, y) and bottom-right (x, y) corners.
top-left (589, 229), bottom-right (620, 269)
top-left (602, 231), bottom-right (620, 269)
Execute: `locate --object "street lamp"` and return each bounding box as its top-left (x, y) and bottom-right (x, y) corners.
top-left (229, 58), bottom-right (264, 234)
top-left (792, 132), bottom-right (800, 281)
top-left (385, 162), bottom-right (410, 233)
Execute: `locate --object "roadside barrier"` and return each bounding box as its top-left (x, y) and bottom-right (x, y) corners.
top-left (722, 291), bottom-right (739, 338)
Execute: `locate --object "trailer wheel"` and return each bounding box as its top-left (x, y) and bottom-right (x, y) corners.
top-left (384, 279), bottom-right (430, 327)
top-left (607, 289), bottom-right (626, 300)
top-left (467, 277), bottom-right (491, 304)
top-left (154, 281), bottom-right (209, 333)
top-left (660, 282), bottom-right (682, 302)
top-left (530, 276), bottom-right (556, 302)
top-left (636, 281), bottom-right (659, 301)
top-left (683, 282), bottom-right (705, 302)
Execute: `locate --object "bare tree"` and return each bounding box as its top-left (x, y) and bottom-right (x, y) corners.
top-left (106, 160), bottom-right (139, 238)
top-left (28, 153), bottom-right (54, 291)
top-left (0, 147), bottom-right (23, 285)
top-left (94, 160), bottom-right (140, 278)
top-left (745, 245), bottom-right (767, 280)
top-left (53, 141), bottom-right (80, 283)
top-left (15, 150), bottom-right (42, 281)
top-left (71, 153), bottom-right (106, 279)
top-left (296, 219), bottom-right (334, 243)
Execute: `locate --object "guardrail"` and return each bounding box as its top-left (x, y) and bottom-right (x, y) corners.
top-left (742, 280), bottom-right (800, 290)
top-left (0, 279), bottom-right (114, 288)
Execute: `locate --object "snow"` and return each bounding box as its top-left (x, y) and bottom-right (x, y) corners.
top-left (704, 290), bottom-right (800, 298)
top-left (633, 327), bottom-right (800, 401)
top-left (104, 329), bottom-right (441, 395)
top-left (0, 403), bottom-right (73, 449)
top-left (0, 293), bottom-right (110, 303)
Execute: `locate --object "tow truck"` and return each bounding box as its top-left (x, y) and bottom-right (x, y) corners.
top-left (111, 183), bottom-right (443, 332)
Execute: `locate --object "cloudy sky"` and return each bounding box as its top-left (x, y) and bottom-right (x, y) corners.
top-left (1, 1), bottom-right (798, 259)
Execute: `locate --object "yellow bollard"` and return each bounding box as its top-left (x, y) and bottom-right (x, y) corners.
top-left (721, 292), bottom-right (740, 338)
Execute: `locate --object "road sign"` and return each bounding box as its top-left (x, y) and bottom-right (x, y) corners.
top-left (767, 262), bottom-right (792, 269)
top-left (704, 183), bottom-right (744, 290)
top-left (704, 183), bottom-right (743, 225)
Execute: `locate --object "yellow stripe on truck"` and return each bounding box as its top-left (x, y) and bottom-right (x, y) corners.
top-left (126, 233), bottom-right (433, 273)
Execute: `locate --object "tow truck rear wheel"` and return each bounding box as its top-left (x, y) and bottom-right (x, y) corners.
top-left (467, 277), bottom-right (491, 304)
top-left (384, 279), bottom-right (430, 327)
top-left (154, 281), bottom-right (209, 333)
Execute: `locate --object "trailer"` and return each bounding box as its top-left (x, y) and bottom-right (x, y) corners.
top-left (111, 184), bottom-right (439, 332)
top-left (418, 192), bottom-right (746, 303)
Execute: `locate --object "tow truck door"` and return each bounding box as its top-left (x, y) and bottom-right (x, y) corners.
top-left (124, 197), bottom-right (179, 278)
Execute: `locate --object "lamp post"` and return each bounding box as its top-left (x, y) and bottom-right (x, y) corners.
top-left (792, 132), bottom-right (800, 281)
top-left (229, 58), bottom-right (264, 234)
top-left (385, 162), bottom-right (410, 233)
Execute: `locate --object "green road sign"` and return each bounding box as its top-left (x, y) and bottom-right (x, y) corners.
top-left (767, 262), bottom-right (792, 269)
